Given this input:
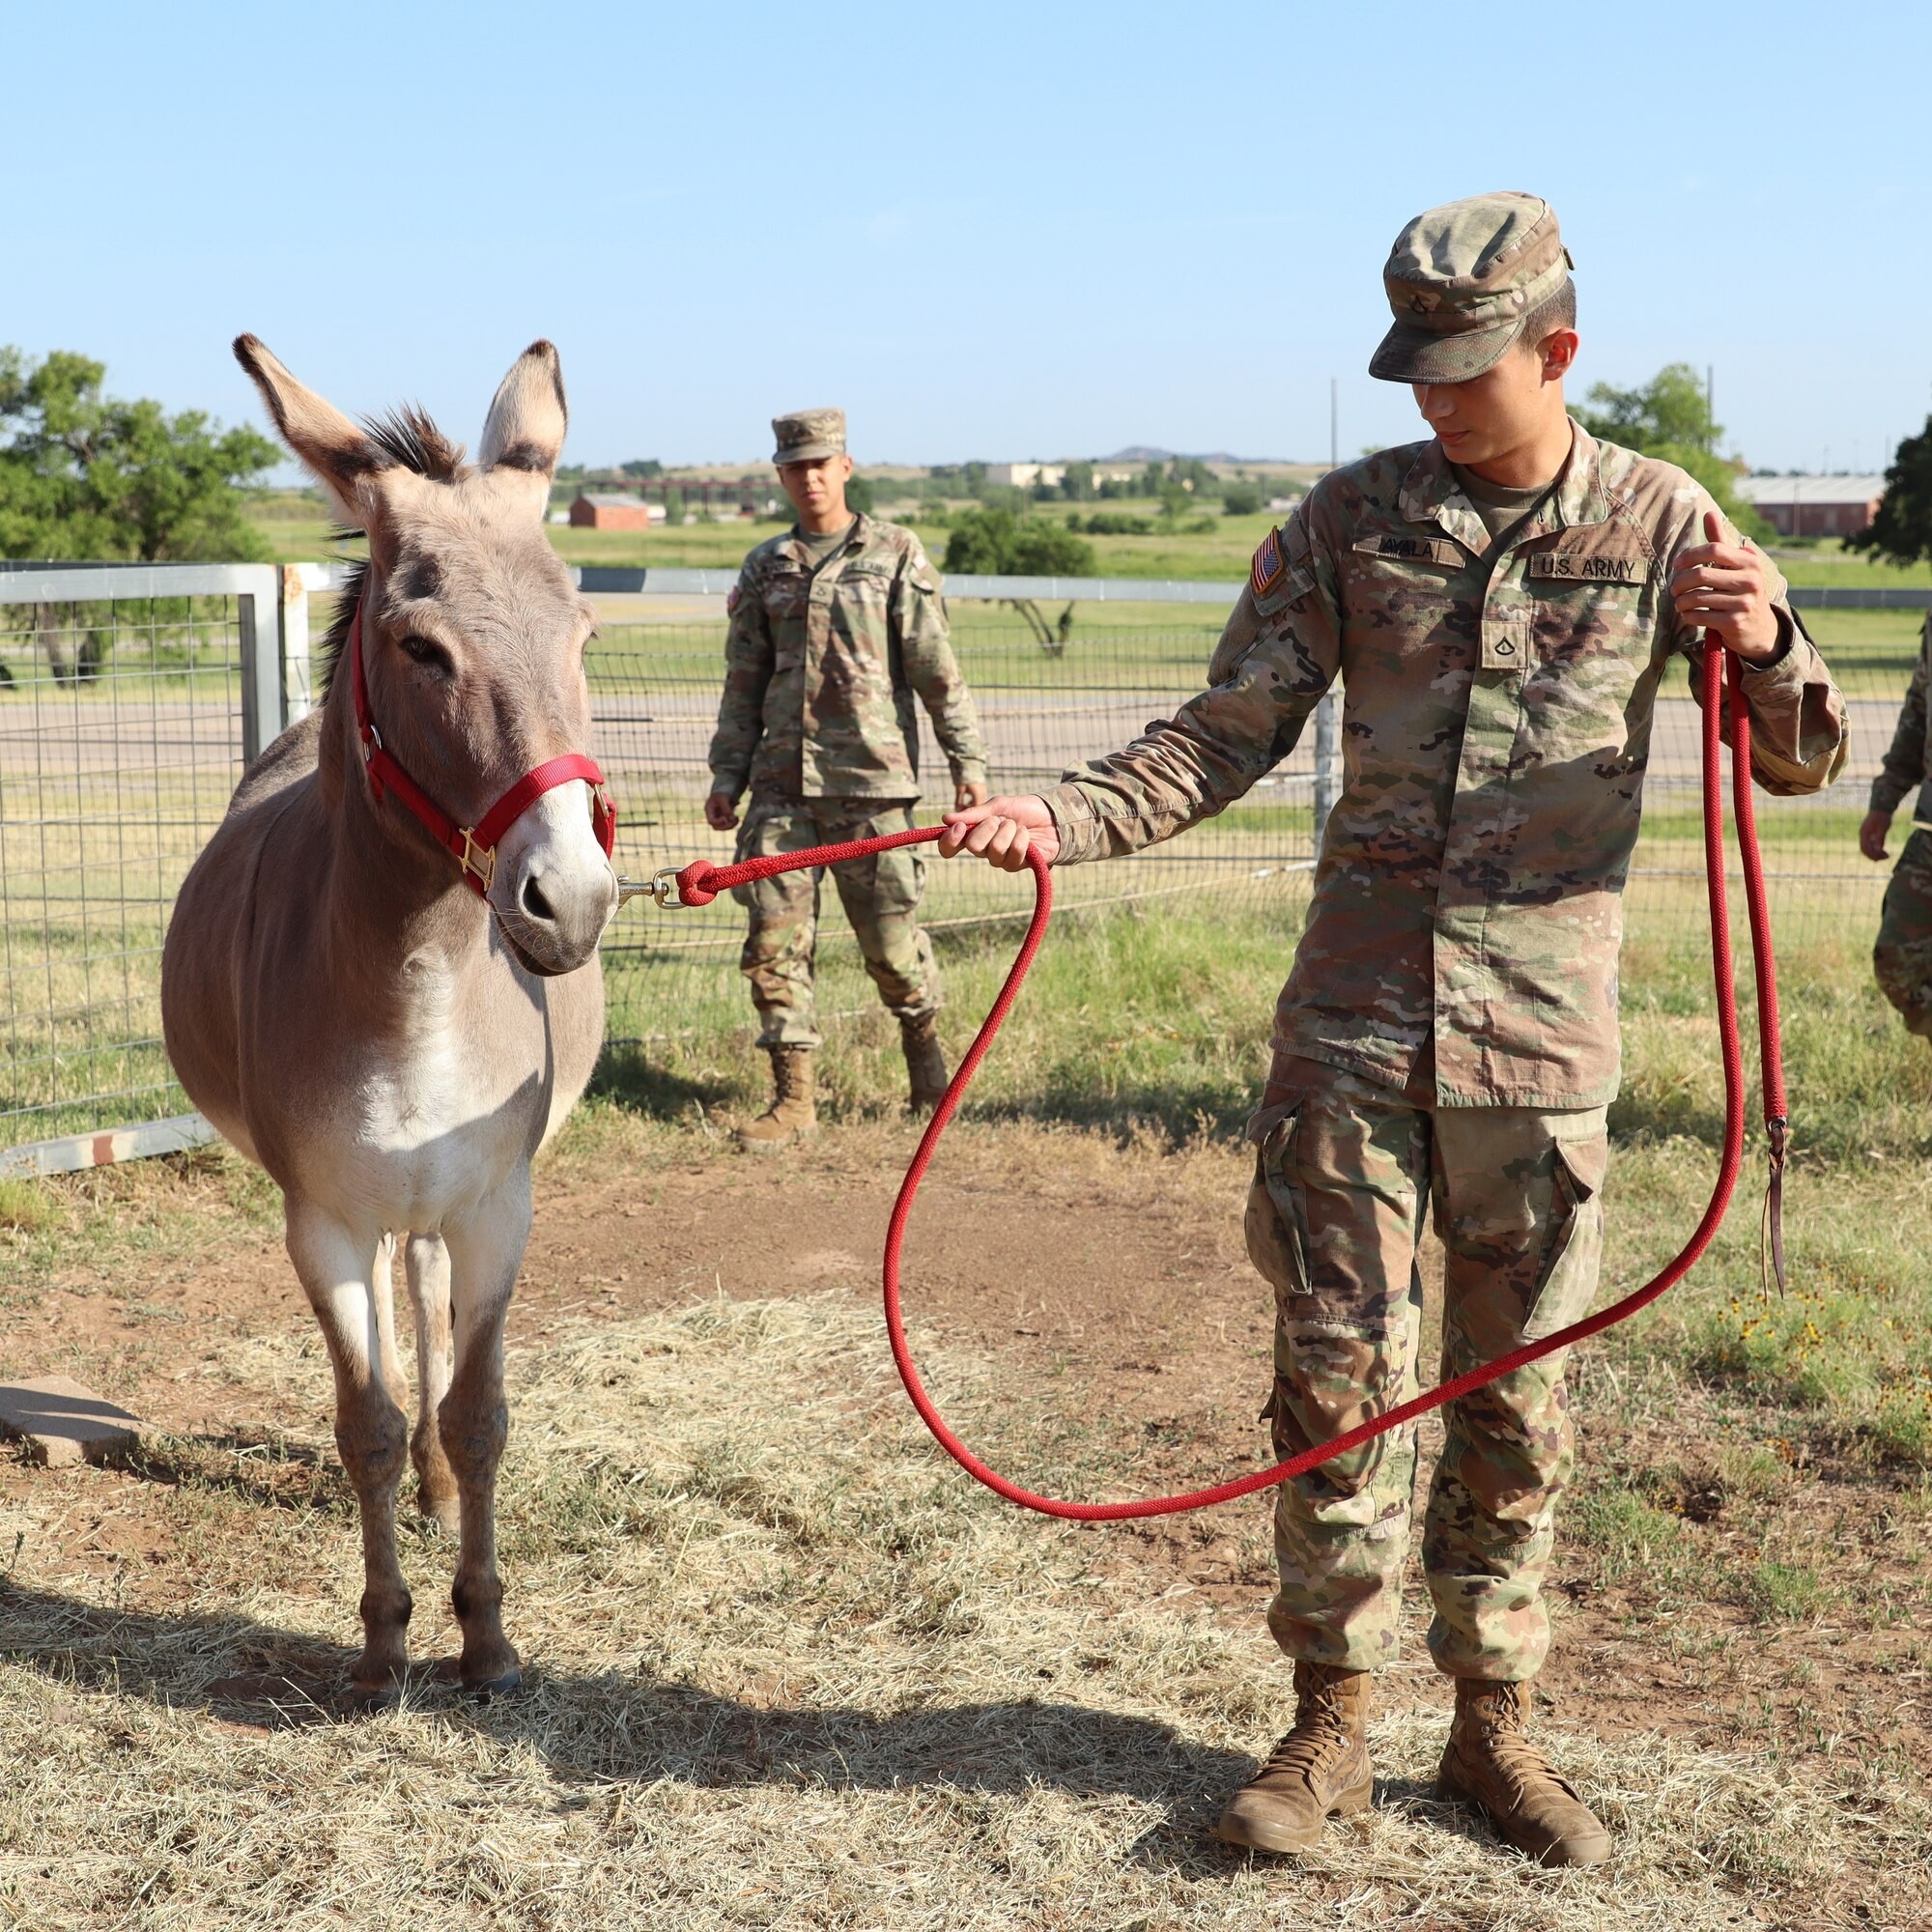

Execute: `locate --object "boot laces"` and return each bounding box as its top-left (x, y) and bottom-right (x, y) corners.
top-left (1466, 1685), bottom-right (1573, 1803)
top-left (1259, 1686), bottom-right (1353, 1781)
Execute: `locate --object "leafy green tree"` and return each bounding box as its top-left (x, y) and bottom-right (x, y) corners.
top-left (942, 507), bottom-right (1094, 575)
top-left (0, 348), bottom-right (276, 563)
top-left (845, 472), bottom-right (875, 515)
top-left (1576, 363), bottom-right (1715, 453)
top-left (1221, 482), bottom-right (1264, 517)
top-left (1847, 419), bottom-right (1932, 566)
top-left (620, 458), bottom-right (663, 479)
top-left (1574, 361), bottom-right (1770, 539)
top-left (1061, 460), bottom-right (1094, 502)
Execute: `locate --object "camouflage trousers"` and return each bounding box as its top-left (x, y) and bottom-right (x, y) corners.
top-left (1874, 830), bottom-right (1932, 1039)
top-left (735, 795), bottom-right (939, 1049)
top-left (1247, 1055), bottom-right (1607, 1683)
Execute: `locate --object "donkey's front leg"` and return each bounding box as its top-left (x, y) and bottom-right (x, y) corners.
top-left (405, 1234), bottom-right (461, 1535)
top-left (286, 1202), bottom-right (413, 1703)
top-left (440, 1182), bottom-right (533, 1693)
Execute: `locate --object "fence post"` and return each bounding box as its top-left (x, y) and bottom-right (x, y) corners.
top-left (280, 564), bottom-right (315, 725)
top-left (237, 566), bottom-right (285, 764)
top-left (1312, 689), bottom-right (1340, 845)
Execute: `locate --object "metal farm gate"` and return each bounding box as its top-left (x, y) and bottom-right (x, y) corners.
top-left (0, 562), bottom-right (316, 1178)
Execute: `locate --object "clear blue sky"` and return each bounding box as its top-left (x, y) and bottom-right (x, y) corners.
top-left (7, 1), bottom-right (1925, 476)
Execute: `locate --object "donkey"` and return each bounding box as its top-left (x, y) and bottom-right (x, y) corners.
top-left (162, 337), bottom-right (617, 1703)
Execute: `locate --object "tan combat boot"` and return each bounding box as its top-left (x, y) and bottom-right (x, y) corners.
top-left (1437, 1679), bottom-right (1610, 1867)
top-left (734, 1045), bottom-right (817, 1149)
top-left (900, 1011), bottom-right (950, 1114)
top-left (1215, 1661), bottom-right (1374, 1855)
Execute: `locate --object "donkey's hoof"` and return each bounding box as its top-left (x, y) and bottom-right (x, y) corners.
top-left (463, 1663), bottom-right (523, 1703)
top-left (441, 1648), bottom-right (524, 1701)
top-left (418, 1494), bottom-right (462, 1538)
top-left (343, 1677), bottom-right (403, 1717)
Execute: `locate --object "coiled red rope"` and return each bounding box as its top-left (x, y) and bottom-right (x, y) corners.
top-left (663, 645), bottom-right (1783, 1520)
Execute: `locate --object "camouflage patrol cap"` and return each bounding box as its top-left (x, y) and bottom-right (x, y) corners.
top-left (771, 407), bottom-right (846, 467)
top-left (1369, 192), bottom-right (1574, 384)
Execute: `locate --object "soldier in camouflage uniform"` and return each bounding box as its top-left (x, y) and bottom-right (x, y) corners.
top-left (706, 408), bottom-right (988, 1145)
top-left (941, 194), bottom-right (1848, 1864)
top-left (1861, 615), bottom-right (1932, 1035)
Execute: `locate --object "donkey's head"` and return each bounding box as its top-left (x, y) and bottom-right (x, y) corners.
top-left (235, 335), bottom-right (616, 976)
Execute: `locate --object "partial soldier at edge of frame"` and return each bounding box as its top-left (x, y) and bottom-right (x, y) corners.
top-left (705, 408), bottom-right (989, 1147)
top-left (1861, 611), bottom-right (1932, 1035)
top-left (937, 191), bottom-right (1848, 1867)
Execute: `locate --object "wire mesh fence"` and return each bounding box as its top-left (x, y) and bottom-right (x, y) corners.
top-left (0, 597), bottom-right (251, 1152)
top-left (0, 570), bottom-right (1914, 1169)
top-left (592, 616), bottom-right (1321, 1046)
top-left (1622, 624), bottom-right (1911, 963)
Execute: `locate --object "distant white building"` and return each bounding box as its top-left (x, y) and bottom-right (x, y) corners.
top-left (1733, 474), bottom-right (1887, 539)
top-left (984, 463), bottom-right (1065, 490)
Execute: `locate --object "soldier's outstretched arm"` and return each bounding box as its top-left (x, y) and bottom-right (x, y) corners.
top-left (1672, 508), bottom-right (1848, 797)
top-left (704, 566), bottom-right (777, 819)
top-left (897, 538), bottom-right (989, 800)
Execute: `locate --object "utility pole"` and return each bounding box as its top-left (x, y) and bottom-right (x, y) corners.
top-left (1329, 379), bottom-right (1338, 471)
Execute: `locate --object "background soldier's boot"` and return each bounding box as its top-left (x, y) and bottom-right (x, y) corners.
top-left (1437, 1679), bottom-right (1611, 1867)
top-left (1215, 1661), bottom-right (1373, 1855)
top-left (735, 1046), bottom-right (817, 1149)
top-left (900, 1012), bottom-right (950, 1114)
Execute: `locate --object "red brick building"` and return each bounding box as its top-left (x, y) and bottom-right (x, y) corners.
top-left (568, 493), bottom-right (659, 531)
top-left (1734, 474), bottom-right (1886, 539)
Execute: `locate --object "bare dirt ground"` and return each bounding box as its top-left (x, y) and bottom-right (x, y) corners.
top-left (4, 1121), bottom-right (1929, 1924)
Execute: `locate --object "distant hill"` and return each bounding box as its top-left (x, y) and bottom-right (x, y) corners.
top-left (1100, 446), bottom-right (1284, 466)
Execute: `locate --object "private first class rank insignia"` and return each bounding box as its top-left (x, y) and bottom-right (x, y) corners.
top-left (1251, 527), bottom-right (1284, 600)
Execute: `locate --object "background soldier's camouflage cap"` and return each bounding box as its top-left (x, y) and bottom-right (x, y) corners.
top-left (1369, 192), bottom-right (1574, 385)
top-left (771, 407), bottom-right (846, 467)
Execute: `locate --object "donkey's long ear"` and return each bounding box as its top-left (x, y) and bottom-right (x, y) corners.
top-left (478, 340), bottom-right (568, 517)
top-left (233, 334), bottom-right (391, 528)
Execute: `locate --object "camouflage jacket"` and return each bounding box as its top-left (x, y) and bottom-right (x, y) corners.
top-left (707, 514), bottom-right (987, 803)
top-left (1870, 614), bottom-right (1931, 823)
top-left (1042, 425), bottom-right (1849, 1108)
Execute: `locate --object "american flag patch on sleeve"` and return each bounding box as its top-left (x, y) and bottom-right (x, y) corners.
top-left (1250, 527), bottom-right (1284, 599)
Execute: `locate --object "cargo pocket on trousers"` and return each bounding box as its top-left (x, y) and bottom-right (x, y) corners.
top-left (1244, 1106), bottom-right (1311, 1298)
top-left (1520, 1133), bottom-right (1608, 1342)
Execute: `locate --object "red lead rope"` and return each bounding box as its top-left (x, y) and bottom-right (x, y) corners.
top-left (663, 646), bottom-right (1782, 1520)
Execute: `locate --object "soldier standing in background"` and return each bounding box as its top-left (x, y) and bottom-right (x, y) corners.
top-left (1861, 614), bottom-right (1932, 1035)
top-left (940, 195), bottom-right (1846, 1864)
top-left (706, 409), bottom-right (988, 1147)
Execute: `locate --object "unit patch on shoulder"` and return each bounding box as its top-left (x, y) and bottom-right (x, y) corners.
top-left (1525, 550), bottom-right (1648, 584)
top-left (1250, 527), bottom-right (1285, 600)
top-left (1350, 534), bottom-right (1465, 568)
top-left (725, 584), bottom-right (742, 614)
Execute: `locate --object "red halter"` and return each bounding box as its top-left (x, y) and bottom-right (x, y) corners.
top-left (348, 601), bottom-right (617, 896)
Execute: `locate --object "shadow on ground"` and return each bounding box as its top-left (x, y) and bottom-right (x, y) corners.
top-left (588, 1042), bottom-right (733, 1119)
top-left (0, 1579), bottom-right (1255, 1843)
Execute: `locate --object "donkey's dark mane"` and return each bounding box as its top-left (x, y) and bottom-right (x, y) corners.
top-left (314, 554), bottom-right (367, 699)
top-left (365, 406), bottom-right (467, 482)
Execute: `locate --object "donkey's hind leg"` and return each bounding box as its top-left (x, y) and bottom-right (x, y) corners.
top-left (439, 1183), bottom-right (533, 1695)
top-left (405, 1235), bottom-right (461, 1535)
top-left (286, 1201), bottom-right (413, 1704)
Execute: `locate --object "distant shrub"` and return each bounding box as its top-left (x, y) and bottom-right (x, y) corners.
top-left (1221, 484), bottom-right (1264, 517)
top-left (943, 508), bottom-right (1095, 576)
top-left (1069, 512), bottom-right (1153, 536)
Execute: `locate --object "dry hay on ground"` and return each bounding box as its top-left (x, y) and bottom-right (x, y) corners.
top-left (0, 1294), bottom-right (1918, 1929)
